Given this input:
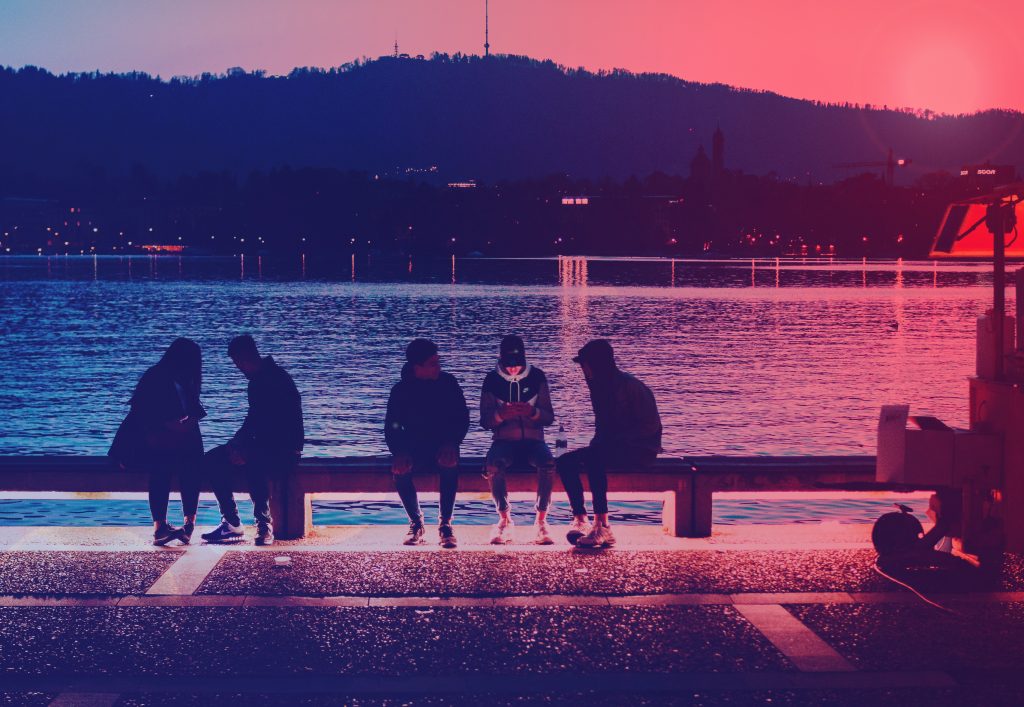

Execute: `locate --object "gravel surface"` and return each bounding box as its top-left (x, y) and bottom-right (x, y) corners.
top-left (0, 551), bottom-right (179, 595)
top-left (0, 605), bottom-right (787, 676)
top-left (198, 549), bottom-right (899, 596)
top-left (0, 694), bottom-right (53, 707)
top-left (791, 601), bottom-right (1024, 672)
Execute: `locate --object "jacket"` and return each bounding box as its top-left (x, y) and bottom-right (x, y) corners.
top-left (589, 369), bottom-right (662, 457)
top-left (385, 364), bottom-right (470, 455)
top-left (231, 356), bottom-right (304, 455)
top-left (109, 363), bottom-right (205, 464)
top-left (479, 362), bottom-right (555, 442)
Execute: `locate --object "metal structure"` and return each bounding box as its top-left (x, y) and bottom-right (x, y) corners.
top-left (833, 147), bottom-right (911, 187)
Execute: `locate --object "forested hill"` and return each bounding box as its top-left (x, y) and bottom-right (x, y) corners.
top-left (1, 53), bottom-right (1022, 183)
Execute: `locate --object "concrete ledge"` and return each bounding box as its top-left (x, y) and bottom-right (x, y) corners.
top-left (607, 593), bottom-right (732, 606)
top-left (242, 595), bottom-right (370, 607)
top-left (731, 592), bottom-right (855, 605)
top-left (367, 596), bottom-right (496, 607)
top-left (1, 454), bottom-right (890, 541)
top-left (116, 595), bottom-right (245, 607)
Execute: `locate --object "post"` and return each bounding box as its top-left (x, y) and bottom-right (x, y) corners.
top-left (662, 479), bottom-right (695, 537)
top-left (991, 201), bottom-right (1007, 380)
top-left (270, 474), bottom-right (312, 540)
top-left (692, 474), bottom-right (714, 537)
top-left (1016, 268), bottom-right (1024, 353)
top-left (662, 474), bottom-right (713, 538)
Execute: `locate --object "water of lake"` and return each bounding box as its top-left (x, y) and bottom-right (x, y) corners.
top-left (0, 255), bottom-right (1005, 458)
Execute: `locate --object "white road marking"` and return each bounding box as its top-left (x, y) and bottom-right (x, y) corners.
top-left (735, 603), bottom-right (856, 672)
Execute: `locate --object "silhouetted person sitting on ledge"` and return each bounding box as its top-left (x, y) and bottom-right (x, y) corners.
top-left (558, 339), bottom-right (662, 548)
top-left (109, 338), bottom-right (206, 546)
top-left (385, 338), bottom-right (470, 548)
top-left (202, 335), bottom-right (303, 546)
top-left (480, 335), bottom-right (557, 545)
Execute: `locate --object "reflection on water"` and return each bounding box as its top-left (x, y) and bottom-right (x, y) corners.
top-left (0, 495), bottom-right (930, 527)
top-left (0, 255), bottom-right (1011, 457)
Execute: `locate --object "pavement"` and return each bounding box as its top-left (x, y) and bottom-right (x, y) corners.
top-left (1, 524), bottom-right (1022, 706)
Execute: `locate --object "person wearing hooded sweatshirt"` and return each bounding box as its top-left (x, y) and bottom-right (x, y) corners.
top-left (201, 335), bottom-right (304, 547)
top-left (479, 335), bottom-right (557, 544)
top-left (109, 337), bottom-right (206, 546)
top-left (557, 339), bottom-right (662, 548)
top-left (385, 338), bottom-right (470, 548)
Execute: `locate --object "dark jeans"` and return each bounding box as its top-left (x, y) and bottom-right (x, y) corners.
top-left (393, 450), bottom-right (459, 524)
top-left (556, 444), bottom-right (656, 516)
top-left (205, 444), bottom-right (298, 528)
top-left (484, 439), bottom-right (556, 513)
top-left (145, 458), bottom-right (201, 524)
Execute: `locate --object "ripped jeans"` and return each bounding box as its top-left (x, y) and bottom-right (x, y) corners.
top-left (484, 439), bottom-right (556, 513)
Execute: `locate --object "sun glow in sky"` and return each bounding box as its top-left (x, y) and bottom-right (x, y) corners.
top-left (1, 0), bottom-right (1021, 115)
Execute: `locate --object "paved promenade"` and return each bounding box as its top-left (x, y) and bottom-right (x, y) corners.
top-left (1, 524), bottom-right (1023, 706)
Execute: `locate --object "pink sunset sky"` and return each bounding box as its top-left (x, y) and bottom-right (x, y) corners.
top-left (1, 0), bottom-right (1022, 115)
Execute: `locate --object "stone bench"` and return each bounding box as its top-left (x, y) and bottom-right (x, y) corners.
top-left (0, 455), bottom-right (897, 540)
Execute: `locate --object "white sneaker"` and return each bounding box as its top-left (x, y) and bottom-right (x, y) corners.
top-left (576, 523), bottom-right (615, 548)
top-left (534, 521), bottom-right (554, 545)
top-left (566, 516), bottom-right (591, 545)
top-left (490, 515), bottom-right (514, 544)
top-left (568, 516), bottom-right (590, 535)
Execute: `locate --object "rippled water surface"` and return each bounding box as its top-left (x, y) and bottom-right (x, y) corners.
top-left (0, 255), bottom-right (1006, 457)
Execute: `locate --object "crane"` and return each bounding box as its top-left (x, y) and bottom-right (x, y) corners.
top-left (833, 148), bottom-right (911, 187)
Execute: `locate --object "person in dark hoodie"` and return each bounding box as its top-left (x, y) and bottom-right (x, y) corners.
top-left (557, 339), bottom-right (662, 548)
top-left (109, 338), bottom-right (206, 546)
top-left (385, 338), bottom-right (470, 548)
top-left (201, 335), bottom-right (304, 546)
top-left (480, 335), bottom-right (557, 545)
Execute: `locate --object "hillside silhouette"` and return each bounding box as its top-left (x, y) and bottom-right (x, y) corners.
top-left (2, 53), bottom-right (1023, 183)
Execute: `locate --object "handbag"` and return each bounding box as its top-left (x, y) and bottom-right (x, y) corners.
top-left (108, 409), bottom-right (144, 466)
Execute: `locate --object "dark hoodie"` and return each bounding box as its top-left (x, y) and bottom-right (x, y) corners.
top-left (587, 365), bottom-right (662, 458)
top-left (385, 363), bottom-right (470, 456)
top-left (231, 356), bottom-right (304, 456)
top-left (479, 362), bottom-right (555, 442)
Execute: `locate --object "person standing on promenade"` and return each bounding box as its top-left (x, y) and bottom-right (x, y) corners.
top-left (385, 338), bottom-right (470, 548)
top-left (479, 335), bottom-right (557, 545)
top-left (201, 335), bottom-right (304, 547)
top-left (109, 338), bottom-right (206, 546)
top-left (557, 339), bottom-right (662, 548)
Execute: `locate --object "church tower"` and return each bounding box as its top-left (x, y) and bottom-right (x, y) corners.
top-left (712, 125), bottom-right (725, 175)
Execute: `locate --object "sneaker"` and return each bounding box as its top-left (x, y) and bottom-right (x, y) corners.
top-left (566, 516), bottom-right (591, 545)
top-left (153, 523), bottom-right (181, 547)
top-left (576, 523), bottom-right (616, 549)
top-left (439, 523), bottom-right (458, 549)
top-left (489, 515), bottom-right (514, 545)
top-left (178, 521), bottom-right (195, 545)
top-left (255, 524), bottom-right (274, 546)
top-left (534, 520), bottom-right (554, 545)
top-left (201, 521), bottom-right (245, 544)
top-left (403, 520), bottom-right (426, 546)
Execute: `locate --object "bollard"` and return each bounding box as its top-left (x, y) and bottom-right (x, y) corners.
top-left (1017, 269), bottom-right (1024, 353)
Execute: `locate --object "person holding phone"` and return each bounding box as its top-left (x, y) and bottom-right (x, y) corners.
top-left (479, 335), bottom-right (557, 544)
top-left (109, 338), bottom-right (206, 545)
